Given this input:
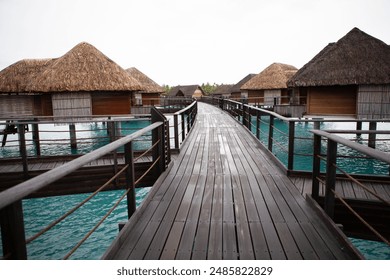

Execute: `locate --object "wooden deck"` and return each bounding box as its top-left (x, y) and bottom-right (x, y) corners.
top-left (103, 102), bottom-right (362, 260)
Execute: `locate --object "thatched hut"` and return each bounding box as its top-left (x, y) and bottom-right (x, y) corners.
top-left (126, 67), bottom-right (164, 108)
top-left (0, 42), bottom-right (142, 119)
top-left (212, 84), bottom-right (234, 99)
top-left (0, 59), bottom-right (54, 118)
top-left (288, 27), bottom-right (390, 118)
top-left (230, 74), bottom-right (256, 101)
top-left (167, 85), bottom-right (205, 99)
top-left (241, 63), bottom-right (297, 106)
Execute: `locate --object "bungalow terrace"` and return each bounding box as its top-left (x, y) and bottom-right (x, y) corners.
top-left (126, 67), bottom-right (164, 114)
top-left (288, 27), bottom-right (390, 119)
top-left (0, 42), bottom-right (142, 120)
top-left (241, 63), bottom-right (297, 107)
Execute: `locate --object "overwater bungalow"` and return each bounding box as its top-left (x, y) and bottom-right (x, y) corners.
top-left (212, 84), bottom-right (234, 99)
top-left (241, 63), bottom-right (297, 106)
top-left (0, 58), bottom-right (54, 118)
top-left (230, 74), bottom-right (256, 101)
top-left (126, 67), bottom-right (164, 114)
top-left (288, 27), bottom-right (390, 119)
top-left (0, 42), bottom-right (142, 120)
top-left (167, 85), bottom-right (205, 99)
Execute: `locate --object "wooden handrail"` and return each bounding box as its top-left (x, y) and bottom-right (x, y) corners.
top-left (0, 122), bottom-right (163, 210)
top-left (173, 100), bottom-right (197, 115)
top-left (311, 129), bottom-right (390, 164)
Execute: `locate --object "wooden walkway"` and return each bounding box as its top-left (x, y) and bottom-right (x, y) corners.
top-left (103, 103), bottom-right (361, 260)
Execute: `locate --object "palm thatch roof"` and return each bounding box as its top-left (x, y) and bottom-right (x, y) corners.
top-left (241, 63), bottom-right (297, 90)
top-left (167, 85), bottom-right (205, 97)
top-left (230, 74), bottom-right (256, 94)
top-left (0, 58), bottom-right (54, 93)
top-left (30, 42), bottom-right (142, 92)
top-left (288, 27), bottom-right (390, 87)
top-left (212, 84), bottom-right (234, 95)
top-left (126, 67), bottom-right (164, 93)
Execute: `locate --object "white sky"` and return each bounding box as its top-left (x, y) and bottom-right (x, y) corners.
top-left (0, 0), bottom-right (389, 86)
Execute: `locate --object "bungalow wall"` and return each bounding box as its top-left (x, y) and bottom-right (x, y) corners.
top-left (357, 85), bottom-right (390, 119)
top-left (306, 85), bottom-right (357, 116)
top-left (52, 93), bottom-right (92, 121)
top-left (0, 95), bottom-right (34, 118)
top-left (92, 92), bottom-right (132, 115)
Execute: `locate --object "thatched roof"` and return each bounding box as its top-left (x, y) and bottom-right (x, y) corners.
top-left (241, 63), bottom-right (297, 90)
top-left (167, 85), bottom-right (205, 97)
top-left (288, 27), bottom-right (390, 87)
top-left (30, 42), bottom-right (142, 92)
top-left (0, 58), bottom-right (54, 93)
top-left (231, 74), bottom-right (256, 93)
top-left (212, 84), bottom-right (234, 95)
top-left (126, 67), bottom-right (164, 93)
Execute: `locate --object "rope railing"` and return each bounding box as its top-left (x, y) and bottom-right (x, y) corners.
top-left (0, 107), bottom-right (171, 259)
top-left (311, 129), bottom-right (390, 242)
top-left (331, 189), bottom-right (390, 246)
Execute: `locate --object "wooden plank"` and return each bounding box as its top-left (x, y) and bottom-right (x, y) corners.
top-left (222, 174), bottom-right (238, 260)
top-left (207, 174), bottom-right (223, 259)
top-left (176, 174), bottom-right (207, 259)
top-left (191, 172), bottom-right (214, 260)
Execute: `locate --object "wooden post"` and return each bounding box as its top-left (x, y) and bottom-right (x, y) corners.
top-left (324, 139), bottom-right (337, 219)
top-left (181, 113), bottom-right (185, 143)
top-left (174, 114), bottom-right (179, 149)
top-left (287, 121), bottom-right (295, 171)
top-left (256, 110), bottom-right (261, 139)
top-left (32, 119), bottom-right (41, 156)
top-left (356, 121), bottom-right (362, 137)
top-left (268, 115), bottom-right (274, 152)
top-left (312, 133), bottom-right (321, 201)
top-left (368, 121), bottom-right (377, 148)
top-left (124, 142), bottom-right (136, 218)
top-left (69, 124), bottom-right (77, 149)
top-left (17, 123), bottom-right (28, 178)
top-left (242, 102), bottom-right (246, 127)
top-left (0, 201), bottom-right (27, 259)
top-left (186, 112), bottom-right (190, 134)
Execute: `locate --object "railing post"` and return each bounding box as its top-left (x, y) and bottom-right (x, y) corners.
top-left (0, 200), bottom-right (27, 259)
top-left (17, 123), bottom-right (28, 179)
top-left (124, 142), bottom-right (136, 218)
top-left (186, 112), bottom-right (190, 134)
top-left (32, 118), bottom-right (41, 156)
top-left (288, 121), bottom-right (295, 171)
top-left (181, 113), bottom-right (185, 143)
top-left (174, 114), bottom-right (179, 149)
top-left (268, 115), bottom-right (274, 152)
top-left (324, 139), bottom-right (337, 219)
top-left (256, 109), bottom-right (261, 139)
top-left (69, 124), bottom-right (77, 149)
top-left (312, 133), bottom-right (321, 201)
top-left (242, 102), bottom-right (246, 127)
top-left (368, 121), bottom-right (377, 148)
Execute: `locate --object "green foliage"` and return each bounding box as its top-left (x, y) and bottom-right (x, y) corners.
top-left (201, 82), bottom-right (218, 95)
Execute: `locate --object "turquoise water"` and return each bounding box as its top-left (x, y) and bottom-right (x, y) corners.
top-left (0, 119), bottom-right (152, 158)
top-left (0, 188), bottom-right (151, 260)
top-left (248, 116), bottom-right (390, 175)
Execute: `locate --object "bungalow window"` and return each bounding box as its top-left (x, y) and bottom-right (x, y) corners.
top-left (134, 93), bottom-right (142, 106)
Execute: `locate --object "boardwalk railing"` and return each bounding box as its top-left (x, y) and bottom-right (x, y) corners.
top-left (0, 101), bottom-right (198, 161)
top-left (311, 129), bottom-right (390, 245)
top-left (202, 97), bottom-right (390, 177)
top-left (170, 101), bottom-right (198, 150)
top-left (0, 107), bottom-right (170, 260)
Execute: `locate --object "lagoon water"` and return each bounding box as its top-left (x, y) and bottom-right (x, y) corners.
top-left (0, 118), bottom-right (389, 259)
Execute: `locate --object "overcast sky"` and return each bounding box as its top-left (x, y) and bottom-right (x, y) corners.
top-left (0, 0), bottom-right (389, 86)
